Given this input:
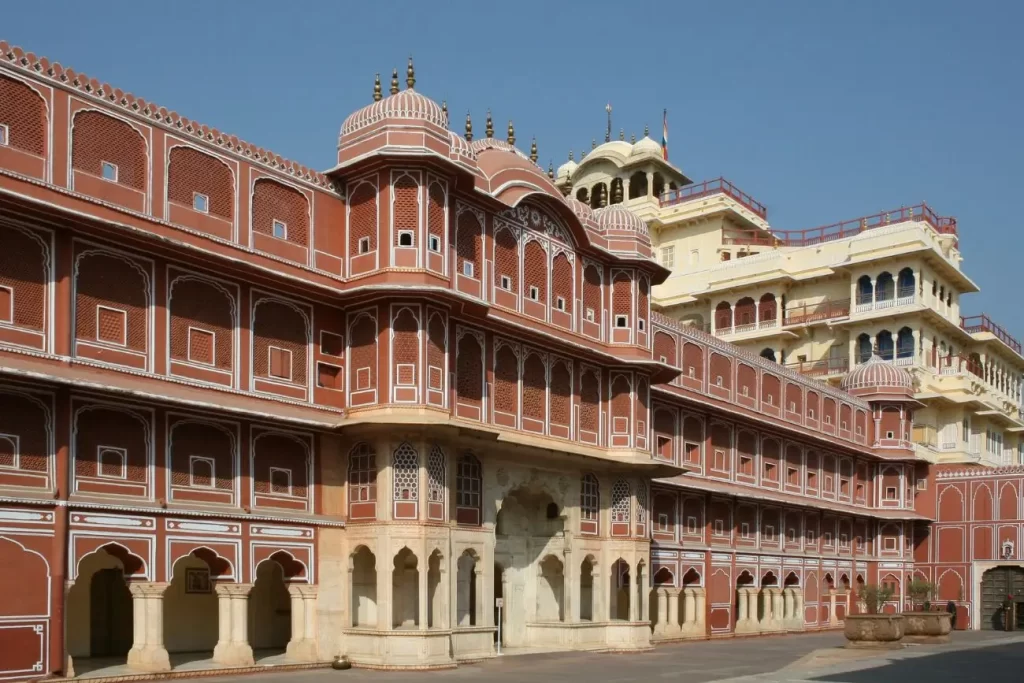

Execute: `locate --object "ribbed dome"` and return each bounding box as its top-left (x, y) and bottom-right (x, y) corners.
top-left (469, 137), bottom-right (529, 159)
top-left (587, 140), bottom-right (633, 159)
top-left (340, 89), bottom-right (447, 138)
top-left (564, 196), bottom-right (593, 222)
top-left (556, 158), bottom-right (578, 182)
top-left (595, 205), bottom-right (649, 236)
top-left (630, 135), bottom-right (662, 157)
top-left (840, 355), bottom-right (915, 392)
top-left (448, 130), bottom-right (476, 159)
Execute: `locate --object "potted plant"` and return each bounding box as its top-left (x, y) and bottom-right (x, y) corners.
top-left (903, 579), bottom-right (951, 643)
top-left (844, 583), bottom-right (904, 649)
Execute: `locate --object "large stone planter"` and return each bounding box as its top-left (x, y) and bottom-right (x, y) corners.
top-left (902, 611), bottom-right (952, 644)
top-left (843, 614), bottom-right (904, 649)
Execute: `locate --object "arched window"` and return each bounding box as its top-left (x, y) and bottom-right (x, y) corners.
top-left (348, 443), bottom-right (377, 503)
top-left (628, 171), bottom-right (647, 199)
top-left (392, 443), bottom-right (418, 501)
top-left (456, 453), bottom-right (481, 511)
top-left (877, 330), bottom-right (895, 360)
top-left (581, 473), bottom-right (600, 523)
top-left (611, 479), bottom-right (631, 524)
top-left (575, 187), bottom-right (589, 203)
top-left (427, 445), bottom-right (445, 504)
top-left (897, 268), bottom-right (915, 298)
top-left (856, 275), bottom-right (873, 305)
top-left (635, 482), bottom-right (648, 528)
top-left (758, 293), bottom-right (777, 322)
top-left (896, 327), bottom-right (914, 359)
top-left (760, 348), bottom-right (777, 362)
top-left (714, 301), bottom-right (732, 330)
top-left (876, 272), bottom-right (894, 302)
top-left (857, 333), bottom-right (873, 363)
top-left (734, 297), bottom-right (756, 326)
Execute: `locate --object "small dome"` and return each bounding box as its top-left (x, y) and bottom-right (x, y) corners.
top-left (556, 158), bottom-right (578, 182)
top-left (588, 140), bottom-right (633, 160)
top-left (840, 355), bottom-right (915, 393)
top-left (448, 130), bottom-right (476, 160)
top-left (595, 205), bottom-right (648, 235)
top-left (630, 135), bottom-right (662, 157)
top-left (564, 196), bottom-right (593, 222)
top-left (470, 137), bottom-right (529, 159)
top-left (340, 89), bottom-right (447, 139)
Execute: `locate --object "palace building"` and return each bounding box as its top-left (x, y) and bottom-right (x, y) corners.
top-left (0, 40), bottom-right (1021, 679)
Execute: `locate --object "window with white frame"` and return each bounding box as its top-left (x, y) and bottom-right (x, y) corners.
top-left (428, 234), bottom-right (441, 253)
top-left (885, 486), bottom-right (898, 500)
top-left (97, 446), bottom-right (127, 479)
top-left (456, 453), bottom-right (481, 509)
top-left (427, 444), bottom-right (446, 504)
top-left (611, 479), bottom-right (630, 523)
top-left (398, 230), bottom-right (414, 247)
top-left (660, 246), bottom-right (675, 268)
top-left (96, 306), bottom-right (127, 346)
top-left (615, 315), bottom-right (628, 328)
top-left (193, 192), bottom-right (209, 213)
top-left (636, 482), bottom-right (647, 526)
top-left (555, 296), bottom-right (566, 311)
top-left (0, 433), bottom-right (19, 469)
top-left (189, 455), bottom-right (215, 488)
top-left (188, 328), bottom-right (215, 366)
top-left (687, 516), bottom-right (698, 534)
top-left (268, 346), bottom-right (292, 380)
top-left (272, 219), bottom-right (287, 240)
top-left (638, 318), bottom-right (645, 332)
top-left (740, 522), bottom-right (751, 539)
top-left (713, 519), bottom-right (725, 536)
top-left (101, 161), bottom-right (118, 182)
top-left (580, 473), bottom-right (599, 522)
top-left (462, 261), bottom-right (474, 277)
top-left (585, 308), bottom-right (595, 322)
top-left (0, 124), bottom-right (8, 146)
top-left (270, 467), bottom-right (292, 495)
top-left (358, 236), bottom-right (371, 254)
top-left (528, 286), bottom-right (539, 301)
top-left (0, 285), bottom-right (12, 323)
top-left (764, 525), bottom-right (775, 541)
top-left (500, 275), bottom-right (512, 291)
top-left (392, 442), bottom-right (419, 501)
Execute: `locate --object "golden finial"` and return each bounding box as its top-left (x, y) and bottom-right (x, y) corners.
top-left (530, 137), bottom-right (538, 163)
top-left (612, 179), bottom-right (623, 204)
top-left (441, 100), bottom-right (448, 121)
top-left (547, 161), bottom-right (554, 179)
top-left (631, 133), bottom-right (636, 144)
top-left (485, 110), bottom-right (494, 139)
top-left (619, 128), bottom-right (625, 141)
top-left (464, 112), bottom-right (473, 142)
top-left (507, 120), bottom-right (516, 146)
top-left (599, 183), bottom-right (608, 208)
top-left (373, 73), bottom-right (382, 102)
top-left (390, 68), bottom-right (399, 95)
top-left (644, 124), bottom-right (649, 137)
top-left (406, 57), bottom-right (416, 89)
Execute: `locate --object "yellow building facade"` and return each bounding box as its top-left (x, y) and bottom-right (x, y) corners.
top-left (554, 138), bottom-right (1024, 469)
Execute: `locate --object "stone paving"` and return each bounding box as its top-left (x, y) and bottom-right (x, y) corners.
top-left (70, 631), bottom-right (1024, 683)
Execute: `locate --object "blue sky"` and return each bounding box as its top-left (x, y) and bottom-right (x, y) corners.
top-left (5, 1), bottom-right (1023, 338)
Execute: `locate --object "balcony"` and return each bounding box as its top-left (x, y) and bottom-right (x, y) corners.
top-left (660, 177), bottom-right (768, 219)
top-left (786, 356), bottom-right (850, 378)
top-left (719, 318), bottom-right (779, 336)
top-left (961, 314), bottom-right (1023, 356)
top-left (784, 298), bottom-right (851, 326)
top-left (725, 203), bottom-right (957, 249)
top-left (854, 286), bottom-right (916, 314)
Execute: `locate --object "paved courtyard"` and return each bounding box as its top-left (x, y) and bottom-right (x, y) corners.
top-left (182, 630), bottom-right (1023, 683)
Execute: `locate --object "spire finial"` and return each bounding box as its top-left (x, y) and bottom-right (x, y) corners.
top-left (390, 68), bottom-right (399, 95)
top-left (547, 160), bottom-right (554, 179)
top-left (441, 99), bottom-right (448, 121)
top-left (406, 56), bottom-right (415, 89)
top-left (644, 124), bottom-right (649, 137)
top-left (485, 110), bottom-right (494, 139)
top-left (631, 133), bottom-right (636, 144)
top-left (529, 137), bottom-right (538, 163)
top-left (464, 112), bottom-right (473, 142)
top-left (568, 150), bottom-right (574, 162)
top-left (373, 73), bottom-right (382, 102)
top-left (591, 138), bottom-right (596, 150)
top-left (507, 120), bottom-right (516, 146)
top-left (619, 128), bottom-right (625, 141)
top-left (605, 102), bottom-right (612, 143)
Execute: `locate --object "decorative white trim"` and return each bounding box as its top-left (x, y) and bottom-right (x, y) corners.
top-left (188, 454), bottom-right (217, 488)
top-left (96, 445), bottom-right (127, 480)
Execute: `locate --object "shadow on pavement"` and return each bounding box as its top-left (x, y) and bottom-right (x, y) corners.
top-left (813, 642), bottom-right (1024, 683)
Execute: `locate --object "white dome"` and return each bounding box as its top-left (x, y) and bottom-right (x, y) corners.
top-left (556, 158), bottom-right (578, 182)
top-left (630, 135), bottom-right (662, 157)
top-left (585, 140), bottom-right (632, 161)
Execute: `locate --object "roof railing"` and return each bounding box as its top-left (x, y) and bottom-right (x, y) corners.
top-left (725, 203), bottom-right (957, 248)
top-left (660, 177), bottom-right (768, 219)
top-left (961, 314), bottom-right (1023, 355)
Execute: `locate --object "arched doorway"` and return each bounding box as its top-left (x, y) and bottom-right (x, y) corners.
top-left (350, 546), bottom-right (377, 628)
top-left (611, 559), bottom-right (631, 620)
top-left (164, 550), bottom-right (226, 658)
top-left (981, 566), bottom-right (1024, 630)
top-left (392, 548), bottom-right (420, 629)
top-left (67, 547), bottom-right (135, 667)
top-left (248, 560), bottom-right (291, 652)
top-left (580, 556), bottom-right (596, 621)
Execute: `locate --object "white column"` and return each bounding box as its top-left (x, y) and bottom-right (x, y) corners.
top-left (286, 584), bottom-right (319, 662)
top-left (126, 582), bottom-right (171, 672)
top-left (828, 589), bottom-right (839, 627)
top-left (760, 590), bottom-right (773, 631)
top-left (736, 588), bottom-right (749, 631)
top-left (654, 588), bottom-right (669, 635)
top-left (772, 589), bottom-right (785, 630)
top-left (667, 588), bottom-right (681, 634)
top-left (213, 583), bottom-right (255, 666)
top-left (695, 588), bottom-right (706, 631)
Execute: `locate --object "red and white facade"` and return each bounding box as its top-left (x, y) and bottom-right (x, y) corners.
top-left (0, 41), bottom-right (1012, 677)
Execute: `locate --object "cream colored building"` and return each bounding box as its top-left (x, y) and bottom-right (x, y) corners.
top-left (554, 139), bottom-right (1024, 468)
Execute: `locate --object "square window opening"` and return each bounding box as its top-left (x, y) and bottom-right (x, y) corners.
top-left (101, 161), bottom-right (118, 182)
top-left (500, 275), bottom-right (512, 291)
top-left (555, 296), bottom-right (566, 311)
top-left (428, 234), bottom-right (441, 252)
top-left (193, 192), bottom-right (209, 213)
top-left (0, 124), bottom-right (8, 146)
top-left (398, 230), bottom-right (414, 247)
top-left (638, 318), bottom-right (646, 332)
top-left (528, 286), bottom-right (539, 301)
top-left (462, 261), bottom-right (474, 277)
top-left (358, 236), bottom-right (371, 254)
top-left (585, 308), bottom-right (595, 322)
top-left (268, 345), bottom-right (293, 381)
top-left (0, 285), bottom-right (12, 323)
top-left (615, 315), bottom-right (628, 328)
top-left (272, 219), bottom-right (287, 240)
top-left (96, 306), bottom-right (127, 346)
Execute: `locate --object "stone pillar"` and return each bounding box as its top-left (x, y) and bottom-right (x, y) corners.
top-left (783, 588), bottom-right (796, 630)
top-left (772, 588), bottom-right (785, 631)
top-left (795, 589), bottom-right (805, 629)
top-left (695, 588), bottom-right (706, 631)
top-left (759, 590), bottom-right (774, 631)
top-left (563, 548), bottom-right (575, 624)
top-left (666, 588), bottom-right (681, 634)
top-left (654, 588), bottom-right (669, 635)
top-left (126, 582), bottom-right (171, 672)
top-left (628, 575), bottom-right (639, 622)
top-left (828, 589), bottom-right (839, 627)
top-left (681, 587), bottom-right (701, 637)
top-left (646, 171), bottom-right (654, 199)
top-left (213, 583), bottom-right (255, 666)
top-left (736, 587), bottom-right (758, 634)
top-left (286, 584), bottom-right (319, 662)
